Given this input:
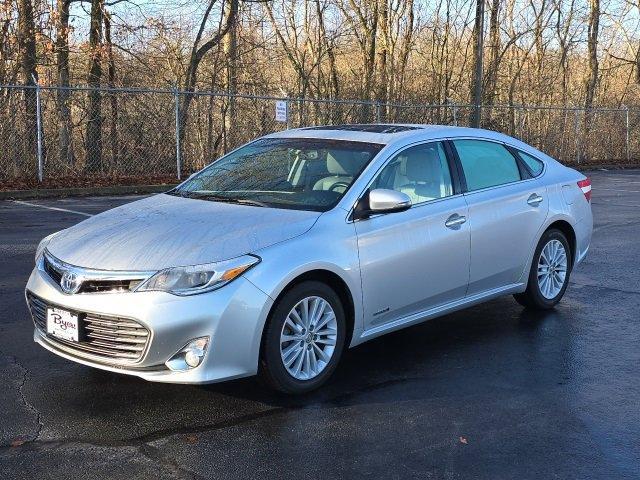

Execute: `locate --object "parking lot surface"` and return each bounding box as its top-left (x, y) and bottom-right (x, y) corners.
top-left (1, 171), bottom-right (639, 479)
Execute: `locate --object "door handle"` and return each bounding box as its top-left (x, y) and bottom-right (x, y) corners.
top-left (527, 193), bottom-right (544, 207)
top-left (445, 213), bottom-right (467, 229)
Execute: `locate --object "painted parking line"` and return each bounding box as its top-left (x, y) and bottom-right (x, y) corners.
top-left (12, 200), bottom-right (94, 217)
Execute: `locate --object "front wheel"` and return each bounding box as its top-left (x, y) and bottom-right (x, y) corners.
top-left (260, 281), bottom-right (346, 394)
top-left (514, 229), bottom-right (572, 310)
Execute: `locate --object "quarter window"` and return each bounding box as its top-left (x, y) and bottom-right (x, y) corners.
top-left (371, 142), bottom-right (453, 204)
top-left (517, 150), bottom-right (544, 176)
top-left (453, 139), bottom-right (521, 191)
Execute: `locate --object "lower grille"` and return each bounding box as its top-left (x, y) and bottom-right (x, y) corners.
top-left (26, 291), bottom-right (150, 364)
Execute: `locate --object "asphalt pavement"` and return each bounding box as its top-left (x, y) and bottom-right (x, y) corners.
top-left (0, 171), bottom-right (638, 479)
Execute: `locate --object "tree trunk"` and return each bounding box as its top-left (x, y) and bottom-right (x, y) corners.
top-left (469, 0), bottom-right (484, 127)
top-left (56, 0), bottom-right (74, 168)
top-left (104, 11), bottom-right (118, 172)
top-left (483, 0), bottom-right (500, 107)
top-left (376, 0), bottom-right (388, 108)
top-left (222, 0), bottom-right (237, 152)
top-left (85, 0), bottom-right (104, 173)
top-left (585, 0), bottom-right (600, 110)
top-left (583, 0), bottom-right (599, 161)
top-left (17, 0), bottom-right (38, 175)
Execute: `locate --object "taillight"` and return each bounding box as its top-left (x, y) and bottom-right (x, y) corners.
top-left (577, 178), bottom-right (591, 202)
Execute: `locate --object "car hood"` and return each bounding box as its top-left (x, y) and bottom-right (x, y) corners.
top-left (46, 194), bottom-right (321, 271)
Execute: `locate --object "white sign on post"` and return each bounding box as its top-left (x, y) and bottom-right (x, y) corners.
top-left (275, 100), bottom-right (288, 123)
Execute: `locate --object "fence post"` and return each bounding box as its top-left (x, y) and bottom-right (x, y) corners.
top-left (174, 87), bottom-right (182, 180)
top-left (625, 105), bottom-right (630, 164)
top-left (574, 108), bottom-right (581, 164)
top-left (518, 106), bottom-right (524, 139)
top-left (286, 99), bottom-right (291, 130)
top-left (448, 99), bottom-right (458, 126)
top-left (33, 76), bottom-right (43, 182)
top-left (375, 101), bottom-right (382, 123)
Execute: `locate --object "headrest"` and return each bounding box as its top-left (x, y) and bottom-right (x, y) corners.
top-left (404, 146), bottom-right (440, 181)
top-left (326, 150), bottom-right (361, 175)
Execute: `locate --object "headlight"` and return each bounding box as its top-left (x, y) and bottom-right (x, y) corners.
top-left (135, 255), bottom-right (260, 296)
top-left (35, 231), bottom-right (61, 262)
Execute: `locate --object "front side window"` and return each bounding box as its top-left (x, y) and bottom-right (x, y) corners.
top-left (171, 138), bottom-right (383, 211)
top-left (517, 150), bottom-right (545, 176)
top-left (453, 139), bottom-right (521, 191)
top-left (371, 142), bottom-right (453, 204)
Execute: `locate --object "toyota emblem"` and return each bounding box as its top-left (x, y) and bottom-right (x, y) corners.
top-left (60, 271), bottom-right (81, 294)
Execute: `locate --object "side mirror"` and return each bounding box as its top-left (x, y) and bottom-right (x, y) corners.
top-left (353, 188), bottom-right (412, 220)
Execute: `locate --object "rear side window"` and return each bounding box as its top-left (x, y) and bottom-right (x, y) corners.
top-left (517, 150), bottom-right (544, 177)
top-left (453, 140), bottom-right (521, 191)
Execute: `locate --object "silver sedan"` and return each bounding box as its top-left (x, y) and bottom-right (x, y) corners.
top-left (26, 124), bottom-right (593, 393)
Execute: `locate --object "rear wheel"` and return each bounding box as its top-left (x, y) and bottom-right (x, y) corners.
top-left (260, 281), bottom-right (346, 394)
top-left (514, 229), bottom-right (572, 310)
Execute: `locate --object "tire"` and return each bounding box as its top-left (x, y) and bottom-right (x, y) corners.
top-left (260, 281), bottom-right (346, 394)
top-left (514, 229), bottom-right (572, 310)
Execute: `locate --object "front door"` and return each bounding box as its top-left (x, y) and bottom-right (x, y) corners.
top-left (355, 141), bottom-right (470, 330)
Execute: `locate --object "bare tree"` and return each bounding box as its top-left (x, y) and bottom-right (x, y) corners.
top-left (178, 0), bottom-right (239, 162)
top-left (85, 0), bottom-right (104, 172)
top-left (470, 0), bottom-right (485, 127)
top-left (336, 0), bottom-right (379, 103)
top-left (104, 10), bottom-right (118, 169)
top-left (16, 0), bottom-right (38, 173)
top-left (585, 0), bottom-right (600, 111)
top-left (55, 0), bottom-right (73, 167)
top-left (222, 0), bottom-right (238, 150)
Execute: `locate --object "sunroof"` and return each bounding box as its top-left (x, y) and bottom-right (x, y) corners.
top-left (304, 124), bottom-right (423, 134)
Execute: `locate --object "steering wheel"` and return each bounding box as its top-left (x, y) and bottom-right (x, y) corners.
top-left (329, 182), bottom-right (350, 193)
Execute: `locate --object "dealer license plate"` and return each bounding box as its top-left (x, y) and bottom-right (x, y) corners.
top-left (46, 307), bottom-right (79, 342)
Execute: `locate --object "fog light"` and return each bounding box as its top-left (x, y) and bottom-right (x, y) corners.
top-left (166, 336), bottom-right (209, 371)
top-left (184, 349), bottom-right (202, 368)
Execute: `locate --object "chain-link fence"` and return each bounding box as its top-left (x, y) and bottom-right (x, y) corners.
top-left (0, 84), bottom-right (636, 190)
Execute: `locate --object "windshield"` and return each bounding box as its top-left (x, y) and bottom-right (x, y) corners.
top-left (170, 138), bottom-right (384, 211)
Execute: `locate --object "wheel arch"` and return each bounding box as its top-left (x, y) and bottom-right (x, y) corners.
top-left (544, 219), bottom-right (577, 266)
top-left (259, 268), bottom-right (357, 359)
top-left (518, 215), bottom-right (578, 288)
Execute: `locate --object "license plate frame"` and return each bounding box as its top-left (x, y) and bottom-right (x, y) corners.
top-left (46, 307), bottom-right (80, 342)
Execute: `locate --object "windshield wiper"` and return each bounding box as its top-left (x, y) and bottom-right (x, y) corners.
top-left (194, 193), bottom-right (269, 208)
top-left (234, 198), bottom-right (270, 208)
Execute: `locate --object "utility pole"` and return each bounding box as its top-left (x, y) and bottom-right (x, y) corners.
top-left (470, 0), bottom-right (485, 128)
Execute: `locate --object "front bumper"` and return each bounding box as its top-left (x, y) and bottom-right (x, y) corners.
top-left (26, 265), bottom-right (273, 384)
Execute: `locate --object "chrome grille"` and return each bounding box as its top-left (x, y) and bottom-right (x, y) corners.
top-left (43, 255), bottom-right (63, 284)
top-left (26, 291), bottom-right (150, 364)
top-left (40, 251), bottom-right (151, 294)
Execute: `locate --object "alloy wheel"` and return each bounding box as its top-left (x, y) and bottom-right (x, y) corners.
top-left (537, 239), bottom-right (568, 299)
top-left (280, 296), bottom-right (338, 380)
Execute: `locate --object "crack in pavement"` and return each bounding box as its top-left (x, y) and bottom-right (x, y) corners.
top-left (571, 281), bottom-right (640, 297)
top-left (0, 405), bottom-right (291, 454)
top-left (2, 352), bottom-right (43, 444)
top-left (138, 443), bottom-right (206, 480)
top-left (0, 374), bottom-right (424, 455)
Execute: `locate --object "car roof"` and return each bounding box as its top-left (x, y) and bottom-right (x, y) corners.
top-left (265, 124), bottom-right (515, 146)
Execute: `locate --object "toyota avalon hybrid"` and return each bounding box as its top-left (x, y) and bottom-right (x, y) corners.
top-left (26, 124), bottom-right (593, 393)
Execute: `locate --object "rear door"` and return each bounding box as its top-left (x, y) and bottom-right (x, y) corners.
top-left (450, 139), bottom-right (549, 295)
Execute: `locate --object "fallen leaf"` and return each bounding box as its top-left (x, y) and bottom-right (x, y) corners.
top-left (10, 439), bottom-right (26, 447)
top-left (459, 436), bottom-right (468, 445)
top-left (184, 435), bottom-right (198, 444)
